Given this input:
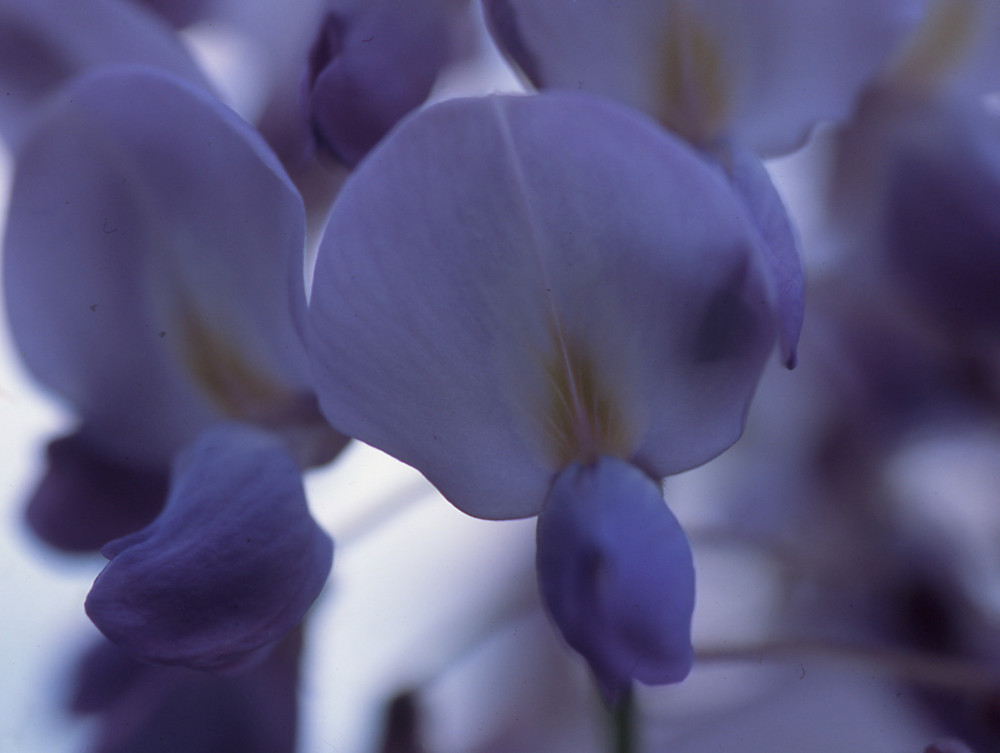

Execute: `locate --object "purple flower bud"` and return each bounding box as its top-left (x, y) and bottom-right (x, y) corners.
top-left (85, 424), bottom-right (333, 672)
top-left (71, 630), bottom-right (302, 753)
top-left (305, 1), bottom-right (451, 166)
top-left (536, 457), bottom-right (695, 700)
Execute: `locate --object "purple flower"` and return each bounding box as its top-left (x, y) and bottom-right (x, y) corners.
top-left (0, 0), bottom-right (210, 148)
top-left (537, 458), bottom-right (695, 700)
top-left (71, 628), bottom-right (303, 753)
top-left (483, 0), bottom-right (923, 155)
top-left (86, 424), bottom-right (332, 672)
top-left (882, 98), bottom-right (1000, 335)
top-left (307, 92), bottom-right (793, 696)
top-left (304, 0), bottom-right (456, 167)
top-left (25, 430), bottom-right (169, 553)
top-left (129, 0), bottom-right (211, 28)
top-left (881, 0), bottom-right (1000, 100)
top-left (5, 65), bottom-right (343, 536)
top-left (3, 66), bottom-right (340, 667)
top-left (484, 0), bottom-right (828, 368)
top-left (835, 92), bottom-right (1000, 337)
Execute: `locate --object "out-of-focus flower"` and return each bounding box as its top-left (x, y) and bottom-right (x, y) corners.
top-left (482, 0), bottom-right (923, 156)
top-left (880, 99), bottom-right (1000, 337)
top-left (828, 0), bottom-right (1000, 340)
top-left (25, 431), bottom-right (170, 553)
top-left (880, 0), bottom-right (1000, 101)
top-left (307, 91), bottom-right (795, 698)
top-left (304, 0), bottom-right (455, 168)
top-left (0, 0), bottom-right (211, 149)
top-left (925, 738), bottom-right (977, 753)
top-left (3, 65), bottom-right (341, 667)
top-left (71, 627), bottom-right (303, 753)
top-left (4, 63), bottom-right (342, 508)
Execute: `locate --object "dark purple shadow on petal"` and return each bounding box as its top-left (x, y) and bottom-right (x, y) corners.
top-left (85, 424), bottom-right (333, 672)
top-left (536, 457), bottom-right (695, 703)
top-left (25, 430), bottom-right (169, 553)
top-left (306, 0), bottom-right (450, 167)
top-left (72, 629), bottom-right (302, 753)
top-left (690, 258), bottom-right (764, 365)
top-left (130, 0), bottom-right (211, 28)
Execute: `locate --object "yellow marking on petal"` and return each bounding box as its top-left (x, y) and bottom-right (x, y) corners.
top-left (884, 0), bottom-right (980, 92)
top-left (177, 310), bottom-right (287, 420)
top-left (657, 1), bottom-right (732, 145)
top-left (542, 335), bottom-right (633, 467)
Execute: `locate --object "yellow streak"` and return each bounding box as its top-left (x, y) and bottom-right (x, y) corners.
top-left (884, 0), bottom-right (979, 92)
top-left (541, 336), bottom-right (633, 466)
top-left (177, 310), bottom-right (286, 420)
top-left (657, 1), bottom-right (732, 145)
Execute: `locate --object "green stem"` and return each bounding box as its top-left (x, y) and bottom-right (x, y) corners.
top-left (609, 688), bottom-right (635, 753)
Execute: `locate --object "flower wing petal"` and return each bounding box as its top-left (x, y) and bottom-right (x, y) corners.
top-left (85, 424), bottom-right (332, 672)
top-left (728, 148), bottom-right (805, 367)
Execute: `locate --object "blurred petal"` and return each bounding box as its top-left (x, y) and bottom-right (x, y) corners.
top-left (484, 0), bottom-right (922, 154)
top-left (85, 424), bottom-right (332, 672)
top-left (130, 0), bottom-right (211, 28)
top-left (0, 0), bottom-right (210, 147)
top-left (727, 148), bottom-right (805, 367)
top-left (25, 429), bottom-right (168, 553)
top-left (883, 0), bottom-right (1000, 101)
top-left (925, 739), bottom-right (976, 753)
top-left (308, 92), bottom-right (777, 519)
top-left (730, 0), bottom-right (924, 154)
top-left (882, 99), bottom-right (1000, 334)
top-left (536, 457), bottom-right (695, 700)
top-left (3, 66), bottom-right (327, 467)
top-left (72, 630), bottom-right (302, 753)
top-left (306, 0), bottom-right (451, 167)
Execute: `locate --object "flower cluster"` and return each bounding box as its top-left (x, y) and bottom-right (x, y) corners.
top-left (1, 0), bottom-right (999, 751)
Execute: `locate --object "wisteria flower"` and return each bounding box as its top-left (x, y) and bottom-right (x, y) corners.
top-left (307, 91), bottom-right (795, 698)
top-left (3, 65), bottom-right (340, 666)
top-left (304, 0), bottom-right (458, 168)
top-left (257, 0), bottom-right (472, 246)
top-left (828, 0), bottom-right (1000, 338)
top-left (880, 0), bottom-right (1000, 101)
top-left (71, 628), bottom-right (303, 753)
top-left (482, 0), bottom-right (863, 369)
top-left (483, 0), bottom-right (923, 156)
top-left (0, 0), bottom-right (210, 148)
